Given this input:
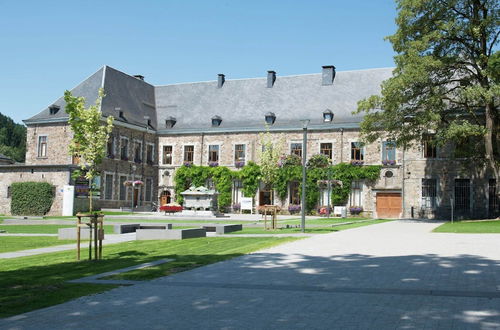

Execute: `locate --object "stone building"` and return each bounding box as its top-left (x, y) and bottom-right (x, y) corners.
top-left (0, 65), bottom-right (497, 218)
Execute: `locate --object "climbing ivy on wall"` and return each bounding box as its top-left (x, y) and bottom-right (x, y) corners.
top-left (173, 162), bottom-right (381, 213)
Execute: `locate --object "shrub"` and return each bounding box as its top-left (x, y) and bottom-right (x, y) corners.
top-left (306, 154), bottom-right (331, 168)
top-left (279, 154), bottom-right (302, 167)
top-left (288, 204), bottom-right (301, 214)
top-left (11, 182), bottom-right (54, 216)
top-left (349, 206), bottom-right (363, 215)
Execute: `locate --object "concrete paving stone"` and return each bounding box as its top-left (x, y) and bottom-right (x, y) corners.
top-left (2, 221), bottom-right (500, 329)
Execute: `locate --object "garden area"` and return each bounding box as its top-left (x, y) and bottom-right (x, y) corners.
top-left (433, 220), bottom-right (500, 233)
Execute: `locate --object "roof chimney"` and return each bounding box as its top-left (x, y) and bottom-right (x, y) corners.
top-left (267, 71), bottom-right (276, 88)
top-left (217, 74), bottom-right (225, 88)
top-left (322, 65), bottom-right (336, 85)
top-left (134, 75), bottom-right (145, 81)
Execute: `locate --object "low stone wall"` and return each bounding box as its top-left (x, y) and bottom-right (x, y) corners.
top-left (58, 227), bottom-right (91, 240)
top-left (202, 224), bottom-right (242, 234)
top-left (136, 228), bottom-right (206, 240)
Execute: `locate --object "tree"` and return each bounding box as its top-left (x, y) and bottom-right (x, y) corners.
top-left (64, 89), bottom-right (114, 212)
top-left (258, 129), bottom-right (284, 188)
top-left (357, 0), bottom-right (499, 192)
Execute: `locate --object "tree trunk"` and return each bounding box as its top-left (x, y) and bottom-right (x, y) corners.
top-left (484, 102), bottom-right (500, 199)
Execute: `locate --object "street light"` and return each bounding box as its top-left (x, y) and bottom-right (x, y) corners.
top-left (300, 119), bottom-right (310, 233)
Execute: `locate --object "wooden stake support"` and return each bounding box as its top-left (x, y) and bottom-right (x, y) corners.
top-left (263, 205), bottom-right (279, 230)
top-left (76, 213), bottom-right (104, 261)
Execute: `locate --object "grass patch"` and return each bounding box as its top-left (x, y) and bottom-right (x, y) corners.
top-left (433, 220), bottom-right (500, 233)
top-left (0, 237), bottom-right (75, 253)
top-left (0, 225), bottom-right (114, 234)
top-left (0, 236), bottom-right (299, 317)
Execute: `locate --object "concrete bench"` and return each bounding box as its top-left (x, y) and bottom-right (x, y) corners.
top-left (59, 227), bottom-right (92, 240)
top-left (202, 224), bottom-right (243, 234)
top-left (113, 224), bottom-right (172, 234)
top-left (136, 228), bottom-right (206, 240)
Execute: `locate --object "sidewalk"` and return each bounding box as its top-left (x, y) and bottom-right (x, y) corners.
top-left (2, 220), bottom-right (500, 329)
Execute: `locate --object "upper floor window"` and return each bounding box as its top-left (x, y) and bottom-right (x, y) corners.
top-left (291, 143), bottom-right (302, 157)
top-left (423, 135), bottom-right (437, 158)
top-left (163, 145), bottom-right (173, 165)
top-left (382, 141), bottom-right (396, 163)
top-left (234, 144), bottom-right (246, 166)
top-left (184, 145), bottom-right (194, 164)
top-left (120, 137), bottom-right (129, 161)
top-left (351, 142), bottom-right (364, 161)
top-left (134, 141), bottom-right (142, 163)
top-left (146, 144), bottom-right (154, 164)
top-left (107, 136), bottom-right (115, 158)
top-left (320, 143), bottom-right (333, 160)
top-left (209, 145), bottom-right (219, 163)
top-left (421, 179), bottom-right (437, 209)
top-left (37, 136), bottom-right (47, 157)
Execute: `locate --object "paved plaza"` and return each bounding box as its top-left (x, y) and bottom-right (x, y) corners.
top-left (2, 220), bottom-right (500, 329)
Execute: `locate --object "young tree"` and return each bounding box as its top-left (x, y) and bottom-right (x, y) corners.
top-left (258, 129), bottom-right (285, 203)
top-left (357, 0), bottom-right (499, 191)
top-left (64, 89), bottom-right (114, 212)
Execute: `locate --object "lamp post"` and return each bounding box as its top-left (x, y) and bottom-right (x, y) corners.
top-left (131, 164), bottom-right (137, 212)
top-left (327, 166), bottom-right (333, 219)
top-left (300, 119), bottom-right (310, 233)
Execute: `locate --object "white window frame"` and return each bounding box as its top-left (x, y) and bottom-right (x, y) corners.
top-left (37, 135), bottom-right (48, 158)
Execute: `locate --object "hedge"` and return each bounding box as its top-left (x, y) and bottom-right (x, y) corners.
top-left (10, 182), bottom-right (55, 216)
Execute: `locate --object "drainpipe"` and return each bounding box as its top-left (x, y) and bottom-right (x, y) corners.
top-left (402, 145), bottom-right (406, 219)
top-left (200, 132), bottom-right (205, 166)
top-left (340, 128), bottom-right (344, 163)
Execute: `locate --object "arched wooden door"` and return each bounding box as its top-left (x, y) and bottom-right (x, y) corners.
top-left (160, 190), bottom-right (171, 206)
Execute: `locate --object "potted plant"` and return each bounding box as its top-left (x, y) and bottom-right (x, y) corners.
top-left (288, 204), bottom-right (301, 214)
top-left (349, 206), bottom-right (363, 215)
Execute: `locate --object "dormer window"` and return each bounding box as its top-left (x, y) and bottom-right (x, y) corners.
top-left (119, 111), bottom-right (124, 119)
top-left (323, 109), bottom-right (334, 122)
top-left (165, 116), bottom-right (176, 128)
top-left (265, 112), bottom-right (276, 125)
top-left (211, 115), bottom-right (222, 127)
top-left (49, 105), bottom-right (60, 115)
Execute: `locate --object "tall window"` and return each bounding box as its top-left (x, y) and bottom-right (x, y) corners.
top-left (105, 174), bottom-right (113, 200)
top-left (289, 181), bottom-right (300, 204)
top-left (382, 141), bottom-right (396, 162)
top-left (209, 145), bottom-right (219, 163)
top-left (162, 145), bottom-right (173, 165)
top-left (107, 136), bottom-right (115, 158)
top-left (234, 144), bottom-right (246, 165)
top-left (421, 179), bottom-right (437, 209)
top-left (146, 144), bottom-right (154, 164)
top-left (454, 179), bottom-right (470, 211)
top-left (489, 179), bottom-right (499, 217)
top-left (134, 141), bottom-right (142, 163)
top-left (423, 136), bottom-right (437, 158)
top-left (320, 143), bottom-right (333, 160)
top-left (291, 143), bottom-right (302, 157)
top-left (38, 136), bottom-right (47, 157)
top-left (184, 145), bottom-right (194, 163)
top-left (350, 180), bottom-right (363, 206)
top-left (119, 176), bottom-right (127, 200)
top-left (145, 178), bottom-right (152, 202)
top-left (120, 138), bottom-right (129, 161)
top-left (351, 142), bottom-right (364, 161)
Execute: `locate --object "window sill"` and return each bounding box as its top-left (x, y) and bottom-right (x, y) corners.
top-left (36, 157), bottom-right (49, 159)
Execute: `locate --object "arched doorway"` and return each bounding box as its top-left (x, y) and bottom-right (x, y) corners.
top-left (160, 190), bottom-right (171, 206)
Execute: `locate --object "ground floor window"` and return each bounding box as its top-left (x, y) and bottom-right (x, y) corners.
top-left (119, 176), bottom-right (127, 201)
top-left (349, 180), bottom-right (363, 206)
top-left (105, 174), bottom-right (113, 200)
top-left (232, 180), bottom-right (243, 205)
top-left (289, 181), bottom-right (300, 204)
top-left (145, 178), bottom-right (152, 202)
top-left (319, 188), bottom-right (331, 207)
top-left (421, 178), bottom-right (437, 209)
top-left (489, 179), bottom-right (499, 217)
top-left (454, 179), bottom-right (470, 211)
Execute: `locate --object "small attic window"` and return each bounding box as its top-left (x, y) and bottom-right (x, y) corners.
top-left (147, 119), bottom-right (152, 127)
top-left (49, 105), bottom-right (60, 115)
top-left (265, 112), bottom-right (276, 125)
top-left (323, 109), bottom-right (334, 122)
top-left (119, 111), bottom-right (124, 118)
top-left (165, 117), bottom-right (176, 128)
top-left (211, 115), bottom-right (222, 127)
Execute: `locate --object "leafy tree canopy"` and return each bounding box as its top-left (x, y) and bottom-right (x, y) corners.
top-left (357, 0), bottom-right (499, 172)
top-left (0, 112), bottom-right (26, 162)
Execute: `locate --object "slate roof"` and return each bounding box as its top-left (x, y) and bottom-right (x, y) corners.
top-left (155, 67), bottom-right (393, 133)
top-left (24, 66), bottom-right (156, 129)
top-left (24, 66), bottom-right (394, 133)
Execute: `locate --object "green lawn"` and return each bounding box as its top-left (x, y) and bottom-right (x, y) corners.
top-left (0, 225), bottom-right (114, 234)
top-left (229, 220), bottom-right (389, 234)
top-left (0, 236), bottom-right (299, 317)
top-left (433, 220), bottom-right (500, 233)
top-left (0, 237), bottom-right (75, 253)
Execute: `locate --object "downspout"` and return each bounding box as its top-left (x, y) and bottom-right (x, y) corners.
top-left (340, 128), bottom-right (344, 163)
top-left (200, 132), bottom-right (205, 166)
top-left (402, 145), bottom-right (406, 219)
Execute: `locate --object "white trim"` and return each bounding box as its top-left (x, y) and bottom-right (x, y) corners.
top-left (37, 134), bottom-right (48, 158)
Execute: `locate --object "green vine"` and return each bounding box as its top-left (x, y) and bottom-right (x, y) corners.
top-left (237, 161), bottom-right (261, 197)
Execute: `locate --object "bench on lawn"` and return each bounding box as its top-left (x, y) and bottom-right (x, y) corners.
top-left (136, 228), bottom-right (206, 240)
top-left (113, 223), bottom-right (172, 234)
top-left (201, 224), bottom-right (243, 234)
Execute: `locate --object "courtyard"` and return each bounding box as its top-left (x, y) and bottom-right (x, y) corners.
top-left (1, 219), bottom-right (499, 329)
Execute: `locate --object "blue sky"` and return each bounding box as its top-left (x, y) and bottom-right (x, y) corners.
top-left (0, 0), bottom-right (397, 124)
